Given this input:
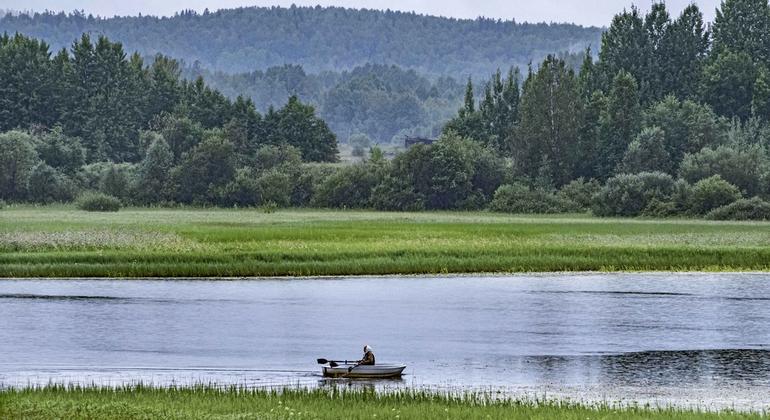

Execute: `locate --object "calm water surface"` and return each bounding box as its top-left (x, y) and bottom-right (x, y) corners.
top-left (2, 273), bottom-right (770, 410)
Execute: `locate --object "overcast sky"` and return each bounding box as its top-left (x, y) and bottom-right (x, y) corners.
top-left (1, 1), bottom-right (721, 27)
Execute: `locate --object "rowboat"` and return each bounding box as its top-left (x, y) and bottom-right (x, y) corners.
top-left (322, 363), bottom-right (406, 378)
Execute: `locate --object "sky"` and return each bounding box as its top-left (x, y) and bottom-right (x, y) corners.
top-left (0, 0), bottom-right (721, 27)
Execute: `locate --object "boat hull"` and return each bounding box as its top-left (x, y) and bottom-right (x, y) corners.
top-left (322, 364), bottom-right (406, 378)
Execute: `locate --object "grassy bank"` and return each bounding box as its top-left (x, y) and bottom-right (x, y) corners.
top-left (3, 207), bottom-right (770, 277)
top-left (0, 386), bottom-right (764, 420)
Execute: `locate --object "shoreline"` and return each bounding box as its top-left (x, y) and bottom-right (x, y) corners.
top-left (2, 271), bottom-right (770, 281)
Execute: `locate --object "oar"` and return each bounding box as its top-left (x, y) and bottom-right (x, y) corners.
top-left (317, 358), bottom-right (350, 367)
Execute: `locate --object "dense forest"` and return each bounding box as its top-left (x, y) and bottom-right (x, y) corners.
top-left (0, 32), bottom-right (337, 206)
top-left (184, 63), bottom-right (466, 143)
top-left (0, 6), bottom-right (602, 78)
top-left (3, 0), bottom-right (770, 221)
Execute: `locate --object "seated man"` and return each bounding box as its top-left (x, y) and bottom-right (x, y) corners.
top-left (358, 344), bottom-right (375, 365)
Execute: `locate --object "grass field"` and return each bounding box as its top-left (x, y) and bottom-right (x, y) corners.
top-left (3, 206), bottom-right (770, 277)
top-left (0, 386), bottom-right (765, 420)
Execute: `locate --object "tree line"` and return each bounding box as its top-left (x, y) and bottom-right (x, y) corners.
top-left (4, 0), bottom-right (770, 221)
top-left (0, 6), bottom-right (602, 79)
top-left (184, 63), bottom-right (467, 144)
top-left (0, 32), bottom-right (339, 205)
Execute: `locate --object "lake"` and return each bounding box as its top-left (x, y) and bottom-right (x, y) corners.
top-left (2, 273), bottom-right (769, 411)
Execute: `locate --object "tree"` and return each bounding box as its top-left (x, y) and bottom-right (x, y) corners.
top-left (597, 71), bottom-right (641, 178)
top-left (661, 5), bottom-right (709, 99)
top-left (134, 137), bottom-right (174, 204)
top-left (0, 131), bottom-right (39, 201)
top-left (678, 145), bottom-right (768, 197)
top-left (598, 7), bottom-right (649, 100)
top-left (35, 126), bottom-right (86, 175)
top-left (171, 133), bottom-right (236, 204)
top-left (27, 163), bottom-right (76, 204)
top-left (688, 175), bottom-right (743, 215)
top-left (752, 66), bottom-right (770, 120)
top-left (643, 96), bottom-right (726, 167)
top-left (270, 96), bottom-right (338, 162)
top-left (514, 56), bottom-right (582, 186)
top-left (712, 0), bottom-right (770, 63)
top-left (618, 127), bottom-right (671, 174)
top-left (700, 51), bottom-right (757, 120)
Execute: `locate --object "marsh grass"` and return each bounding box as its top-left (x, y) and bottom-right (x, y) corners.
top-left (0, 385), bottom-right (765, 420)
top-left (3, 207), bottom-right (770, 277)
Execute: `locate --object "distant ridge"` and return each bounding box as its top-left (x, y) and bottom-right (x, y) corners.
top-left (0, 5), bottom-right (602, 78)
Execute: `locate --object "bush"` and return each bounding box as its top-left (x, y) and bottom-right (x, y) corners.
top-left (592, 172), bottom-right (675, 217)
top-left (28, 163), bottom-right (78, 204)
top-left (688, 175), bottom-right (742, 215)
top-left (489, 183), bottom-right (579, 214)
top-left (679, 145), bottom-right (768, 196)
top-left (76, 192), bottom-right (121, 212)
top-left (370, 176), bottom-right (425, 211)
top-left (558, 178), bottom-right (601, 210)
top-left (220, 168), bottom-right (261, 207)
top-left (0, 199), bottom-right (5, 209)
top-left (706, 197), bottom-right (770, 220)
top-left (312, 164), bottom-right (381, 208)
top-left (256, 169), bottom-right (292, 207)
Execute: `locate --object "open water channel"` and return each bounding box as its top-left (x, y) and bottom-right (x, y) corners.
top-left (2, 273), bottom-right (769, 411)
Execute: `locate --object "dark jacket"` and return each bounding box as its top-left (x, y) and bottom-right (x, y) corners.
top-left (359, 350), bottom-right (375, 365)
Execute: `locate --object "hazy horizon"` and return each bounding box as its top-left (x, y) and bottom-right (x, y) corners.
top-left (1, 1), bottom-right (720, 27)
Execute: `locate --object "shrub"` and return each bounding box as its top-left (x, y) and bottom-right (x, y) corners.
top-left (489, 183), bottom-right (579, 214)
top-left (28, 163), bottom-right (78, 204)
top-left (76, 192), bottom-right (121, 212)
top-left (256, 169), bottom-right (292, 207)
top-left (558, 178), bottom-right (601, 210)
top-left (370, 176), bottom-right (425, 211)
top-left (220, 168), bottom-right (261, 207)
top-left (706, 197), bottom-right (770, 221)
top-left (688, 175), bottom-right (742, 215)
top-left (618, 126), bottom-right (671, 174)
top-left (592, 172), bottom-right (675, 217)
top-left (679, 145), bottom-right (768, 196)
top-left (312, 164), bottom-right (381, 208)
top-left (0, 199), bottom-right (5, 209)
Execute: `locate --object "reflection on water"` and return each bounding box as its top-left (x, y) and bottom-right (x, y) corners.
top-left (1, 274), bottom-right (770, 410)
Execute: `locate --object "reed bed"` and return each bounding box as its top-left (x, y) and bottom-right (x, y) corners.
top-left (0, 385), bottom-right (765, 420)
top-left (3, 207), bottom-right (770, 277)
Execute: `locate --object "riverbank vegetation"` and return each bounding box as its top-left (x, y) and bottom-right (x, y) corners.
top-left (0, 386), bottom-right (764, 420)
top-left (3, 208), bottom-right (770, 277)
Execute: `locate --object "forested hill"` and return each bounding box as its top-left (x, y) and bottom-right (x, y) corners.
top-left (0, 6), bottom-right (602, 78)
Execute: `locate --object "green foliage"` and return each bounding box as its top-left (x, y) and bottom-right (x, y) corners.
top-left (27, 163), bottom-right (78, 204)
top-left (700, 51), bottom-right (757, 120)
top-left (489, 183), bottom-right (579, 214)
top-left (643, 96), bottom-right (726, 166)
top-left (592, 172), bottom-right (675, 217)
top-left (618, 126), bottom-right (671, 174)
top-left (514, 56), bottom-right (580, 185)
top-left (391, 134), bottom-right (504, 210)
top-left (597, 71), bottom-right (641, 178)
top-left (1, 7), bottom-right (602, 79)
top-left (557, 178), bottom-right (601, 210)
top-left (135, 137), bottom-right (174, 204)
top-left (312, 164), bottom-right (381, 209)
top-left (706, 197), bottom-right (770, 220)
top-left (171, 134), bottom-right (236, 204)
top-left (35, 127), bottom-right (86, 175)
top-left (678, 145), bottom-right (768, 196)
top-left (712, 0), bottom-right (770, 63)
top-left (256, 169), bottom-right (292, 208)
top-left (254, 144), bottom-right (302, 172)
top-left (266, 96), bottom-right (338, 162)
top-left (0, 130), bottom-right (39, 201)
top-left (370, 176), bottom-right (425, 211)
top-left (100, 164), bottom-right (134, 201)
top-left (75, 192), bottom-right (121, 212)
top-left (688, 175), bottom-right (742, 215)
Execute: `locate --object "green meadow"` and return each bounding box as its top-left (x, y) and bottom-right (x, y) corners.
top-left (0, 386), bottom-right (764, 420)
top-left (2, 206), bottom-right (770, 277)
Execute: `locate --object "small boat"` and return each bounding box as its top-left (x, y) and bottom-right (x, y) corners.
top-left (322, 363), bottom-right (406, 379)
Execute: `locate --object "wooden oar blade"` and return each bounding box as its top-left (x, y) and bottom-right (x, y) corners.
top-left (317, 358), bottom-right (329, 365)
top-left (329, 361), bottom-right (339, 367)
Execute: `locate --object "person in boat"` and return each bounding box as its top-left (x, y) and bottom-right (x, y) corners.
top-left (357, 345), bottom-right (375, 366)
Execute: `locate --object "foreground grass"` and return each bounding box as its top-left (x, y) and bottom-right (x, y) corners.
top-left (3, 206), bottom-right (770, 277)
top-left (0, 386), bottom-right (764, 420)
